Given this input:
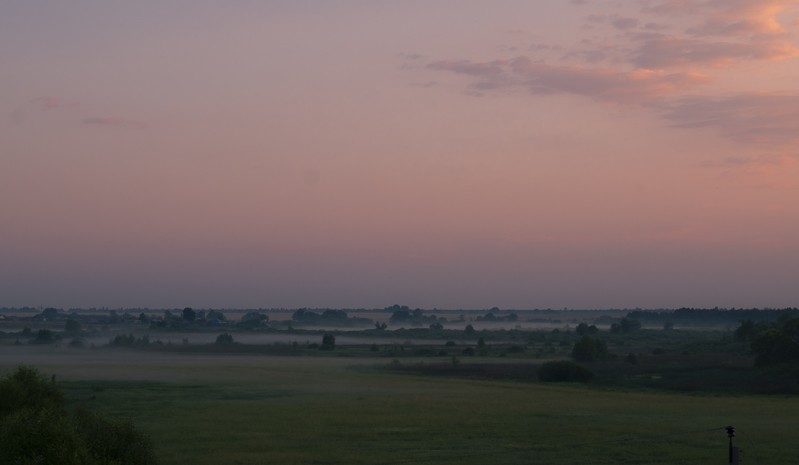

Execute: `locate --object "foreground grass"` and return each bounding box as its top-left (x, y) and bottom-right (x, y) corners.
top-left (2, 349), bottom-right (798, 464)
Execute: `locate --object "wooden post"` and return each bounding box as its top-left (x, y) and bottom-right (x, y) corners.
top-left (725, 426), bottom-right (738, 465)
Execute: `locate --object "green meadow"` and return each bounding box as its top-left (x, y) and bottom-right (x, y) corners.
top-left (3, 348), bottom-right (797, 465)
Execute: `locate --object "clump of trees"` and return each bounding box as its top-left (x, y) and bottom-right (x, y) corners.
top-left (0, 366), bottom-right (158, 465)
top-left (109, 333), bottom-right (152, 347)
top-left (238, 312), bottom-right (269, 328)
top-left (474, 309), bottom-right (518, 323)
top-left (387, 305), bottom-right (441, 327)
top-left (734, 319), bottom-right (770, 342)
top-left (150, 308), bottom-right (227, 329)
top-left (31, 329), bottom-right (58, 344)
top-left (215, 333), bottom-right (234, 345)
top-left (572, 336), bottom-right (609, 362)
top-left (747, 318), bottom-right (799, 366)
top-left (575, 323), bottom-right (599, 336)
top-left (610, 317), bottom-right (641, 334)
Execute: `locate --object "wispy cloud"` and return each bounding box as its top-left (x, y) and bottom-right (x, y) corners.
top-left (612, 17), bottom-right (641, 30)
top-left (584, 14), bottom-right (641, 30)
top-left (23, 96), bottom-right (147, 131)
top-left (662, 93), bottom-right (799, 147)
top-left (82, 117), bottom-right (146, 130)
top-left (30, 96), bottom-right (79, 111)
top-left (428, 58), bottom-right (710, 103)
top-left (700, 156), bottom-right (759, 168)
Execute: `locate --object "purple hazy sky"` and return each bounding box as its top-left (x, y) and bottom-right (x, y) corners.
top-left (2, 0), bottom-right (799, 309)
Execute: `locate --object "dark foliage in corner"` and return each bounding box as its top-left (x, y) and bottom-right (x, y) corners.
top-left (0, 366), bottom-right (158, 465)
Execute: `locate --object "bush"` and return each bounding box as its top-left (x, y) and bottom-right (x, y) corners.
top-left (73, 408), bottom-right (157, 465)
top-left (0, 366), bottom-right (63, 417)
top-left (0, 406), bottom-right (88, 465)
top-left (321, 333), bottom-right (336, 350)
top-left (538, 361), bottom-right (595, 383)
top-left (215, 333), bottom-right (234, 345)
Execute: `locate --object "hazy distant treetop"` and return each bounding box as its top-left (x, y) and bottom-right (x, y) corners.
top-left (182, 307), bottom-right (196, 322)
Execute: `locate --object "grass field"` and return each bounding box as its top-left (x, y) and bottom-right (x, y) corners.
top-left (2, 347), bottom-right (798, 464)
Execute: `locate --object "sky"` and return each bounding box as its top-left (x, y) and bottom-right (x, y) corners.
top-left (2, 0), bottom-right (798, 310)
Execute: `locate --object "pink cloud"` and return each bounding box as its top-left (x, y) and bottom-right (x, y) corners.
top-left (687, 0), bottom-right (796, 36)
top-left (629, 33), bottom-right (798, 68)
top-left (642, 0), bottom-right (795, 27)
top-left (576, 1), bottom-right (799, 70)
top-left (586, 14), bottom-right (642, 30)
top-left (82, 117), bottom-right (146, 130)
top-left (637, 0), bottom-right (799, 66)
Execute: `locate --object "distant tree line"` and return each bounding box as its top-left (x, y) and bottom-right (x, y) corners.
top-left (474, 312), bottom-right (518, 323)
top-left (628, 308), bottom-right (799, 327)
top-left (290, 309), bottom-right (372, 327)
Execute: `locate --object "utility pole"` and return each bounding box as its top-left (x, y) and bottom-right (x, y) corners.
top-left (725, 425), bottom-right (740, 465)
